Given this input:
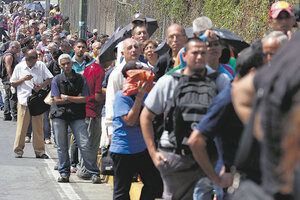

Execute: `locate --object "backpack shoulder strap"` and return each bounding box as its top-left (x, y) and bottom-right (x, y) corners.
top-left (170, 72), bottom-right (183, 80)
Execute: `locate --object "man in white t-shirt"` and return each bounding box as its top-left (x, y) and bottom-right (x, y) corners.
top-left (10, 49), bottom-right (53, 158)
top-left (105, 38), bottom-right (150, 141)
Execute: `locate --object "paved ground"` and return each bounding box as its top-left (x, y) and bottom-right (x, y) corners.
top-left (0, 110), bottom-right (113, 200)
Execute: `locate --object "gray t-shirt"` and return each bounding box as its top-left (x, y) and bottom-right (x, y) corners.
top-left (145, 66), bottom-right (231, 147)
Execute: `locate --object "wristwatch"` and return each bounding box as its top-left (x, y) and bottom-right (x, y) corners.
top-left (64, 95), bottom-right (68, 101)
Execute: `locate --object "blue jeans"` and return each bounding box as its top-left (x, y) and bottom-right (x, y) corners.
top-left (193, 177), bottom-right (215, 200)
top-left (0, 90), bottom-right (4, 108)
top-left (77, 117), bottom-right (101, 177)
top-left (53, 118), bottom-right (100, 177)
top-left (43, 110), bottom-right (51, 139)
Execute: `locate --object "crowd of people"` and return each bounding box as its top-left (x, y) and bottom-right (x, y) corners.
top-left (1, 1), bottom-right (300, 200)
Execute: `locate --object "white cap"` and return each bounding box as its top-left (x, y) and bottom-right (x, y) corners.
top-left (92, 29), bottom-right (98, 34)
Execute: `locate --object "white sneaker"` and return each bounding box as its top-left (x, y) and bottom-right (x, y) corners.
top-left (45, 138), bottom-right (52, 144)
top-left (25, 136), bottom-right (31, 143)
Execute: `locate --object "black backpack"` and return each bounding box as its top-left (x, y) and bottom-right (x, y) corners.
top-left (164, 72), bottom-right (220, 152)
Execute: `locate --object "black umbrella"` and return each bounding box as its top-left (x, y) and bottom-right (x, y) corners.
top-left (99, 18), bottom-right (159, 63)
top-left (99, 26), bottom-right (128, 63)
top-left (213, 28), bottom-right (249, 53)
top-left (154, 40), bottom-right (170, 56)
top-left (24, 3), bottom-right (44, 12)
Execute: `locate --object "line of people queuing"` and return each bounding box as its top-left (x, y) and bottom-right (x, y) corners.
top-left (2, 1), bottom-right (300, 200)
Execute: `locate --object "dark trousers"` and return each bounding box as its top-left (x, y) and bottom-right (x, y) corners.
top-left (0, 27), bottom-right (9, 42)
top-left (4, 87), bottom-right (17, 119)
top-left (111, 150), bottom-right (163, 200)
top-left (43, 110), bottom-right (51, 139)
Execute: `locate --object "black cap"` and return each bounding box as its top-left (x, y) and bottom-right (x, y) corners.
top-left (131, 13), bottom-right (146, 23)
top-left (122, 61), bottom-right (144, 78)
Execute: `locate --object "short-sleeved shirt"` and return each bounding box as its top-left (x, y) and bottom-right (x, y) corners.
top-left (51, 73), bottom-right (90, 98)
top-left (195, 85), bottom-right (241, 167)
top-left (145, 67), bottom-right (230, 148)
top-left (83, 62), bottom-right (105, 117)
top-left (196, 85), bottom-right (261, 183)
top-left (206, 64), bottom-right (234, 81)
top-left (109, 90), bottom-right (147, 154)
top-left (10, 61), bottom-right (53, 106)
top-left (72, 56), bottom-right (95, 73)
top-left (13, 16), bottom-right (21, 32)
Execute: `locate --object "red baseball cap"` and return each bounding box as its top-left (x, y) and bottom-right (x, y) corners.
top-left (270, 1), bottom-right (294, 19)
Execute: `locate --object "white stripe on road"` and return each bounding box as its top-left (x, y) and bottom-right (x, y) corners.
top-left (44, 154), bottom-right (82, 200)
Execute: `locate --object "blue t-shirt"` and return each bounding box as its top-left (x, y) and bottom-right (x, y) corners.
top-left (195, 85), bottom-right (260, 182)
top-left (109, 90), bottom-right (147, 154)
top-left (195, 85), bottom-right (243, 170)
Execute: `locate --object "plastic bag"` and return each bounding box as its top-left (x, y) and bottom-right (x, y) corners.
top-left (122, 69), bottom-right (154, 96)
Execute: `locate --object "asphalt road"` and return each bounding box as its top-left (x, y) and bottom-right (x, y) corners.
top-left (0, 110), bottom-right (113, 200)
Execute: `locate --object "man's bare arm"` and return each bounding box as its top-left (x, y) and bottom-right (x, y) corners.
top-left (231, 72), bottom-right (255, 124)
top-left (4, 55), bottom-right (13, 79)
top-left (140, 107), bottom-right (167, 168)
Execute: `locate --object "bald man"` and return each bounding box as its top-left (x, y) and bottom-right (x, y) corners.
top-left (262, 31), bottom-right (288, 66)
top-left (154, 24), bottom-right (187, 81)
top-left (104, 38), bottom-right (150, 139)
top-left (92, 41), bottom-right (102, 59)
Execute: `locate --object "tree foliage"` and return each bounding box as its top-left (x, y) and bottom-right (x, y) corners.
top-left (143, 0), bottom-right (299, 42)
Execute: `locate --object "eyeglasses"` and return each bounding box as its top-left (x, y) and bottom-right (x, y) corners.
top-left (37, 53), bottom-right (43, 56)
top-left (206, 41), bottom-right (220, 47)
top-left (167, 34), bottom-right (186, 40)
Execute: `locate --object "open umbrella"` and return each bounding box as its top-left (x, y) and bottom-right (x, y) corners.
top-left (99, 18), bottom-right (159, 63)
top-left (99, 26), bottom-right (129, 63)
top-left (213, 28), bottom-right (249, 53)
top-left (24, 3), bottom-right (44, 12)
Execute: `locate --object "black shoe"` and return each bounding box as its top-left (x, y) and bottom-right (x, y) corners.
top-left (3, 116), bottom-right (12, 121)
top-left (58, 175), bottom-right (69, 183)
top-left (92, 175), bottom-right (102, 184)
top-left (36, 154), bottom-right (49, 159)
